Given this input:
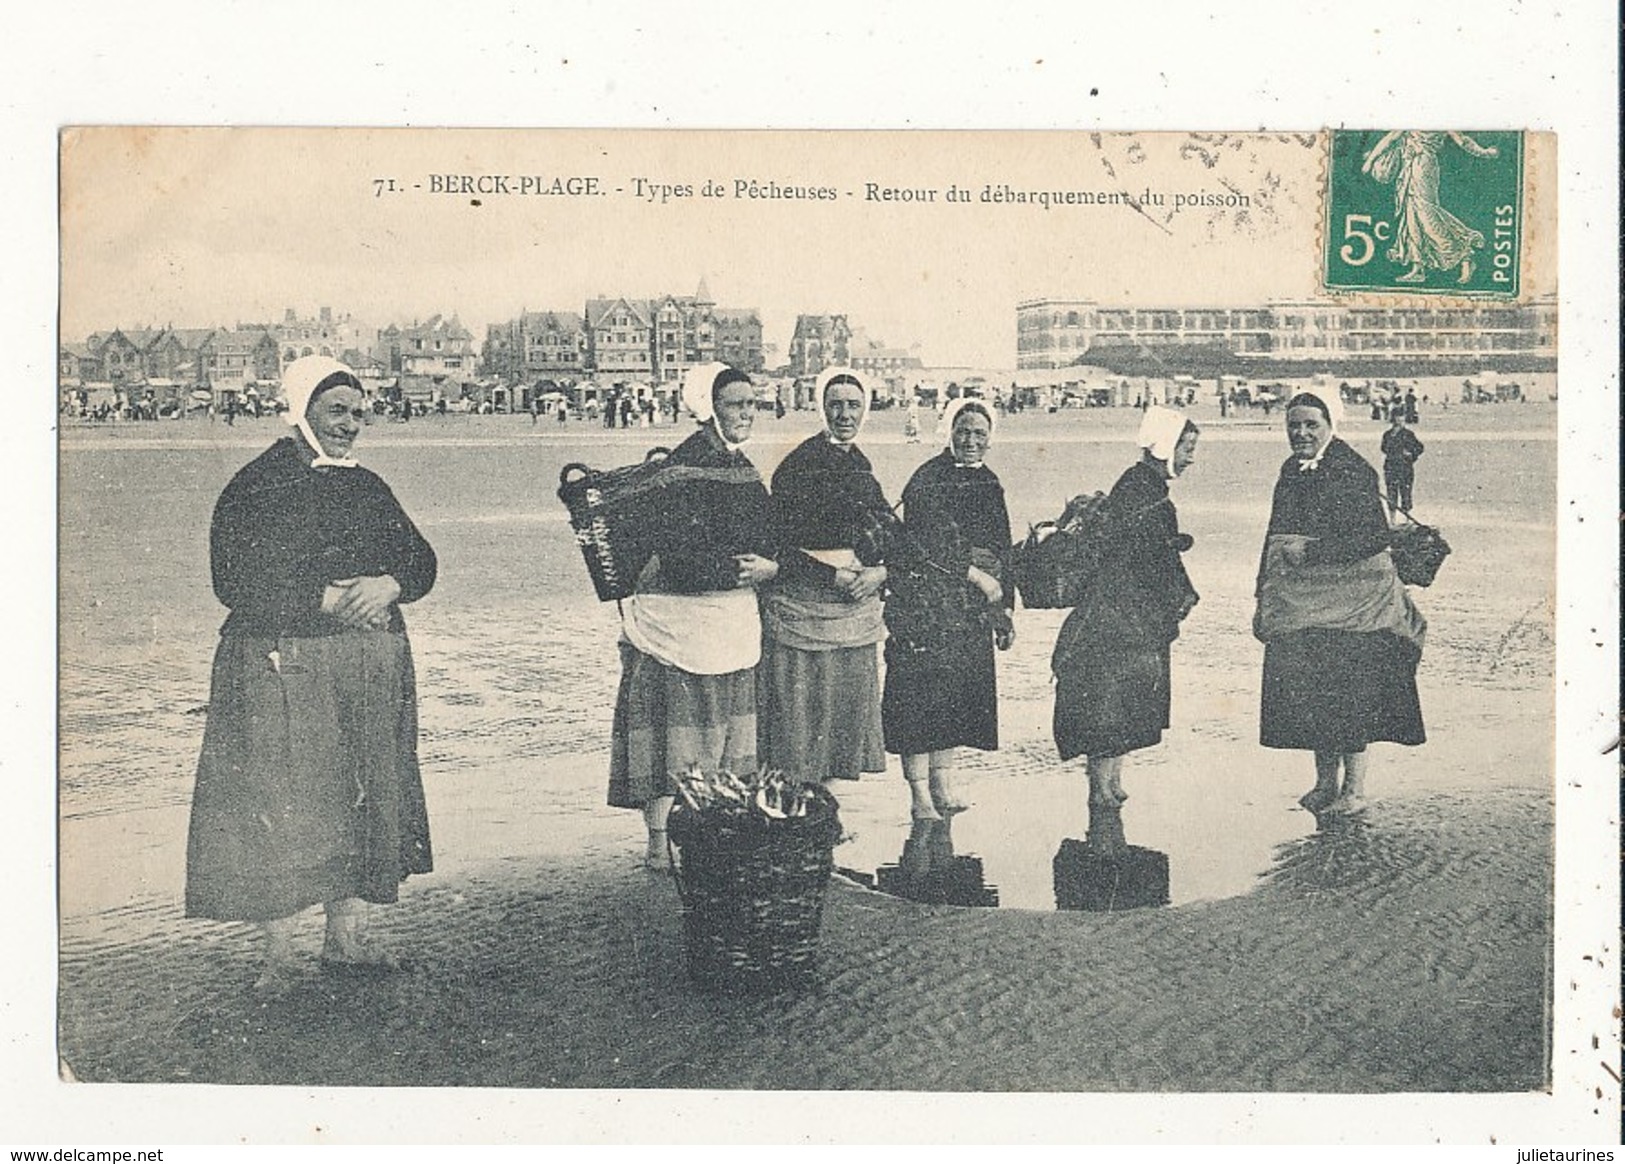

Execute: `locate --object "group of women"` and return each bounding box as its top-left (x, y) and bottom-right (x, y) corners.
top-left (182, 355), bottom-right (1427, 991)
top-left (607, 363), bottom-right (1019, 864)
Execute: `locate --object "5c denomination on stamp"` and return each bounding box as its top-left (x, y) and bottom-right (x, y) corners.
top-left (1324, 130), bottom-right (1524, 298)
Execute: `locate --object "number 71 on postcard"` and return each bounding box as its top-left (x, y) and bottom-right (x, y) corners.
top-left (1324, 130), bottom-right (1524, 298)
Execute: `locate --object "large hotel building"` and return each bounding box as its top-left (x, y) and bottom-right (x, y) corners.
top-left (1016, 298), bottom-right (1557, 376)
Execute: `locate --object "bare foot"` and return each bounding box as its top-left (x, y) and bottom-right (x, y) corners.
top-left (908, 780), bottom-right (943, 821)
top-left (644, 830), bottom-right (673, 873)
top-left (1396, 265), bottom-right (1426, 284)
top-left (253, 963), bottom-right (300, 998)
top-left (928, 773), bottom-right (971, 815)
top-left (321, 935), bottom-right (403, 973)
top-left (1321, 793), bottom-right (1368, 816)
top-left (1298, 787), bottom-right (1338, 812)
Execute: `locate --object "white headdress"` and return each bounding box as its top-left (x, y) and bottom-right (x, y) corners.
top-left (1286, 390), bottom-right (1343, 470)
top-left (1136, 404), bottom-right (1190, 462)
top-left (681, 361), bottom-right (731, 424)
top-left (282, 355), bottom-right (362, 468)
top-left (941, 395), bottom-right (996, 463)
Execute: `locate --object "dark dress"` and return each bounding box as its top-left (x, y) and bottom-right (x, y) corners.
top-left (881, 450), bottom-right (1013, 756)
top-left (185, 437), bottom-right (438, 922)
top-left (1258, 437), bottom-right (1426, 752)
top-left (1051, 460), bottom-right (1197, 761)
top-left (608, 423), bottom-right (774, 809)
top-left (759, 434), bottom-right (892, 783)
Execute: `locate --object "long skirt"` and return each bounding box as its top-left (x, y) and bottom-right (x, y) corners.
top-left (184, 630), bottom-right (432, 923)
top-left (1052, 640), bottom-right (1171, 762)
top-left (882, 622), bottom-right (999, 756)
top-left (758, 641), bottom-right (886, 784)
top-left (1260, 628), bottom-right (1425, 752)
top-left (608, 641), bottom-right (758, 809)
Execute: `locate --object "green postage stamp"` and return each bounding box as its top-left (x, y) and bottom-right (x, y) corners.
top-left (1323, 130), bottom-right (1524, 297)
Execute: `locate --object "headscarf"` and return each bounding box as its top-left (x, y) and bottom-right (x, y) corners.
top-left (1136, 404), bottom-right (1190, 462)
top-left (942, 395), bottom-right (995, 439)
top-left (941, 395), bottom-right (995, 465)
top-left (816, 365), bottom-right (869, 446)
top-left (282, 355), bottom-right (363, 469)
top-left (681, 361), bottom-right (753, 448)
top-left (1285, 391), bottom-right (1344, 471)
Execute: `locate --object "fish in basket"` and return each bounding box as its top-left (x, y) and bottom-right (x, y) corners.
top-left (666, 766), bottom-right (843, 994)
top-left (1388, 510), bottom-right (1452, 587)
top-left (556, 447), bottom-right (671, 602)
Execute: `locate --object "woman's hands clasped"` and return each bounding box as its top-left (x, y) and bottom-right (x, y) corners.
top-left (323, 574), bottom-right (401, 631)
top-left (734, 554), bottom-right (780, 588)
top-left (836, 564), bottom-right (887, 602)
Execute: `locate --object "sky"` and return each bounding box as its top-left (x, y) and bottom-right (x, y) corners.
top-left (59, 128), bottom-right (1556, 369)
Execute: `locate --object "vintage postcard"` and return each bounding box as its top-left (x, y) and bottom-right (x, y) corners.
top-left (50, 125), bottom-right (1608, 1142)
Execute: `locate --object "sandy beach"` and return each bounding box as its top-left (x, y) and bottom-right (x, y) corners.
top-left (57, 397), bottom-right (1558, 1093)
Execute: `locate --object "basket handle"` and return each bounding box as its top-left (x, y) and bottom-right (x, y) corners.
top-left (559, 462), bottom-right (591, 488)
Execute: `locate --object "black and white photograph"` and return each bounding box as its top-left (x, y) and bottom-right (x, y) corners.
top-left (7, 3), bottom-right (1621, 1152)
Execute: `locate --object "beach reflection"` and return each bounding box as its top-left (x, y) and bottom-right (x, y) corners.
top-left (873, 819), bottom-right (999, 908)
top-left (1052, 801), bottom-right (1170, 912)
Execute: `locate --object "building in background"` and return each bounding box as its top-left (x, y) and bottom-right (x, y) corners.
top-left (650, 283), bottom-right (719, 384)
top-left (787, 314), bottom-right (853, 396)
top-left (206, 328), bottom-right (281, 389)
top-left (274, 307), bottom-right (369, 366)
top-left (848, 330), bottom-right (923, 401)
top-left (585, 297), bottom-right (657, 380)
top-left (483, 310), bottom-right (589, 384)
top-left (713, 307), bottom-right (764, 374)
top-left (1016, 297), bottom-right (1559, 376)
top-left (143, 327), bottom-right (218, 386)
top-left (376, 315), bottom-right (476, 376)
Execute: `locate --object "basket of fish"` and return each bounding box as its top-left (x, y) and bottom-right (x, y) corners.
top-left (666, 765), bottom-right (843, 994)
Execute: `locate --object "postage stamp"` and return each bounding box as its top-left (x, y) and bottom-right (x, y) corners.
top-left (1323, 130), bottom-right (1525, 297)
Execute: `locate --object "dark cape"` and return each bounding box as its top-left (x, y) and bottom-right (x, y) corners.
top-left (1258, 437), bottom-right (1425, 752)
top-left (643, 422), bottom-right (774, 593)
top-left (769, 433), bottom-right (894, 583)
top-left (881, 450), bottom-right (1013, 756)
top-left (209, 437), bottom-right (438, 638)
top-left (186, 436), bottom-right (437, 921)
top-left (1051, 459), bottom-right (1197, 761)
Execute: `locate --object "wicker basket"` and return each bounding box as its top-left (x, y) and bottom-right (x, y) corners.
top-left (1011, 492), bottom-right (1113, 609)
top-left (556, 447), bottom-right (671, 602)
top-left (1389, 513), bottom-right (1451, 587)
top-left (667, 786), bottom-right (842, 994)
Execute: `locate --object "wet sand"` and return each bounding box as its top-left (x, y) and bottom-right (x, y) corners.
top-left (57, 778), bottom-right (1550, 1091)
top-left (57, 399), bottom-right (1557, 1092)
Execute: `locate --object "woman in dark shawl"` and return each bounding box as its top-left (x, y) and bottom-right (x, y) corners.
top-left (1051, 405), bottom-right (1200, 813)
top-left (881, 396), bottom-right (1015, 820)
top-left (759, 367), bottom-right (891, 786)
top-left (1254, 391), bottom-right (1426, 814)
top-left (185, 356), bottom-right (438, 994)
top-left (608, 362), bottom-right (779, 867)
